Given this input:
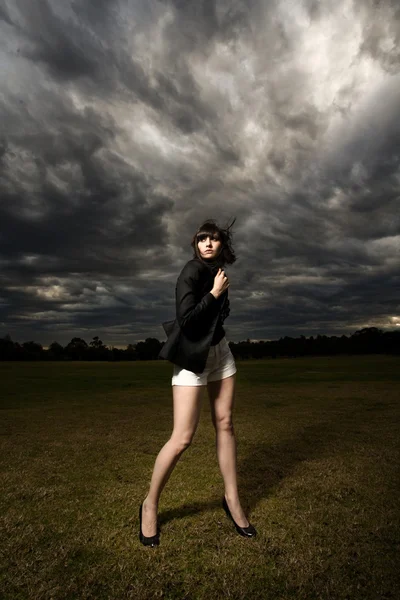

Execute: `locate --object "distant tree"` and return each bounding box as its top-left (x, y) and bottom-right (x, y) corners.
top-left (0, 334), bottom-right (15, 360)
top-left (65, 337), bottom-right (88, 360)
top-left (125, 343), bottom-right (138, 360)
top-left (382, 330), bottom-right (400, 354)
top-left (110, 347), bottom-right (124, 361)
top-left (2, 327), bottom-right (399, 361)
top-left (88, 336), bottom-right (110, 360)
top-left (135, 338), bottom-right (162, 360)
top-left (21, 341), bottom-right (43, 360)
top-left (350, 327), bottom-right (383, 354)
top-left (47, 341), bottom-right (64, 360)
top-left (90, 336), bottom-right (104, 350)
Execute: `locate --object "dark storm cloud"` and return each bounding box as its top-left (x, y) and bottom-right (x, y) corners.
top-left (0, 100), bottom-right (172, 268)
top-left (9, 0), bottom-right (218, 135)
top-left (355, 0), bottom-right (400, 75)
top-left (0, 0), bottom-right (399, 345)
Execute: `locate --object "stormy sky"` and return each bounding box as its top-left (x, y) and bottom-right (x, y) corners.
top-left (1, 0), bottom-right (399, 347)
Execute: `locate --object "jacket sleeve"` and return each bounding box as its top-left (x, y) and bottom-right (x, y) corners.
top-left (175, 262), bottom-right (217, 332)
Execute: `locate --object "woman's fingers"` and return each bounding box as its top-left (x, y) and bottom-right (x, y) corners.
top-left (221, 271), bottom-right (228, 284)
top-left (210, 269), bottom-right (230, 298)
top-left (213, 269), bottom-right (230, 293)
top-left (216, 268), bottom-right (227, 279)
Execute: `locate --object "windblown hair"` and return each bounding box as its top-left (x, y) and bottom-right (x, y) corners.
top-left (191, 218), bottom-right (236, 265)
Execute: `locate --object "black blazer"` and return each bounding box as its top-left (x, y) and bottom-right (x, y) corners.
top-left (159, 258), bottom-right (228, 373)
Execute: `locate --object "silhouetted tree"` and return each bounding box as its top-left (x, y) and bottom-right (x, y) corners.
top-left (47, 341), bottom-right (64, 360)
top-left (0, 334), bottom-right (15, 360)
top-left (109, 346), bottom-right (124, 361)
top-left (65, 337), bottom-right (88, 360)
top-left (21, 341), bottom-right (43, 360)
top-left (382, 330), bottom-right (400, 354)
top-left (90, 336), bottom-right (104, 349)
top-left (88, 336), bottom-right (110, 360)
top-left (350, 327), bottom-right (383, 353)
top-left (135, 338), bottom-right (162, 360)
top-left (1, 327), bottom-right (399, 361)
top-left (125, 343), bottom-right (138, 360)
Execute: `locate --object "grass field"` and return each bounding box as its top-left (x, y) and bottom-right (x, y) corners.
top-left (1, 355), bottom-right (399, 600)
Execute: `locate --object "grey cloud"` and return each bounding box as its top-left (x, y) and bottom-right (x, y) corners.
top-left (1, 0), bottom-right (399, 346)
top-left (10, 0), bottom-right (103, 81)
top-left (357, 0), bottom-right (400, 74)
top-left (0, 4), bottom-right (13, 26)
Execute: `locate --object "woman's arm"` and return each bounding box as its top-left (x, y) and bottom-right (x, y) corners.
top-left (175, 263), bottom-right (217, 333)
top-left (176, 261), bottom-right (230, 333)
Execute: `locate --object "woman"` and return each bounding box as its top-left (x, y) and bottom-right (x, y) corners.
top-left (139, 219), bottom-right (256, 546)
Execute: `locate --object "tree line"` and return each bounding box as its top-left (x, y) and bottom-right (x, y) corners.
top-left (0, 328), bottom-right (399, 361)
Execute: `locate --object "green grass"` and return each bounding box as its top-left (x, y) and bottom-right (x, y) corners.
top-left (1, 356), bottom-right (399, 599)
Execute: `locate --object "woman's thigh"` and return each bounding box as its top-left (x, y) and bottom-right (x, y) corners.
top-left (207, 374), bottom-right (236, 427)
top-left (171, 384), bottom-right (205, 440)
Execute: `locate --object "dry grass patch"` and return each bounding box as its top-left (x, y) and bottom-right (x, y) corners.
top-left (1, 356), bottom-right (399, 599)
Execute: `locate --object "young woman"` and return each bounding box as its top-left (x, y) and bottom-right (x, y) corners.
top-left (139, 219), bottom-right (256, 546)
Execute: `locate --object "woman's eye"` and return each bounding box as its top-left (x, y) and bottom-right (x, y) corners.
top-left (197, 234), bottom-right (219, 242)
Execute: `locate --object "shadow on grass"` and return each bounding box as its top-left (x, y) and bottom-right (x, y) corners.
top-left (158, 408), bottom-right (363, 525)
top-left (158, 498), bottom-right (222, 526)
top-left (238, 406), bottom-right (372, 512)
top-left (157, 416), bottom-right (351, 526)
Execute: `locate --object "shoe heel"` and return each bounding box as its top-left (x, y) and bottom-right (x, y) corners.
top-left (139, 503), bottom-right (160, 547)
top-left (222, 497), bottom-right (257, 538)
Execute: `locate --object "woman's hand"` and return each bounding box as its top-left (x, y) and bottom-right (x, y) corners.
top-left (210, 268), bottom-right (229, 299)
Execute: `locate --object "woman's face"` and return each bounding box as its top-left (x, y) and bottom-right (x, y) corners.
top-left (197, 233), bottom-right (222, 260)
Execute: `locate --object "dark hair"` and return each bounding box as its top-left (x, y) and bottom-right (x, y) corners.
top-left (191, 218), bottom-right (236, 265)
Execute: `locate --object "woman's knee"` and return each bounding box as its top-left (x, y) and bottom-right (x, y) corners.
top-left (215, 415), bottom-right (234, 434)
top-left (170, 431), bottom-right (195, 454)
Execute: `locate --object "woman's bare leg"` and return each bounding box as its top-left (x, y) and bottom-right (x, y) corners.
top-left (141, 385), bottom-right (205, 537)
top-left (207, 374), bottom-right (249, 527)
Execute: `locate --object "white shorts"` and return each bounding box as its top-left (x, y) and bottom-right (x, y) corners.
top-left (171, 337), bottom-right (237, 386)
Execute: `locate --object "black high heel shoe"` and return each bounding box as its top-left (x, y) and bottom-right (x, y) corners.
top-left (222, 497), bottom-right (257, 538)
top-left (139, 503), bottom-right (160, 547)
